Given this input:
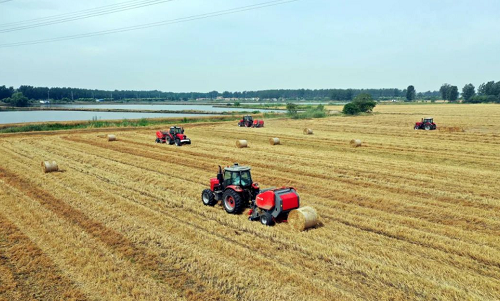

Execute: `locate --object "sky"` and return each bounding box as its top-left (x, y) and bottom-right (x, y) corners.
top-left (0, 0), bottom-right (499, 92)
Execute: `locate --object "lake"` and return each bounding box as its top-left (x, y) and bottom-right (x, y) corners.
top-left (0, 104), bottom-right (272, 124)
top-left (0, 111), bottom-right (209, 125)
top-left (52, 104), bottom-right (267, 112)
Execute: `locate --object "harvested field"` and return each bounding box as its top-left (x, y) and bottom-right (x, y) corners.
top-left (1, 103), bottom-right (500, 300)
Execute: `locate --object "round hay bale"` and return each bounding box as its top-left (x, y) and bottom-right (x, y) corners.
top-left (41, 161), bottom-right (58, 173)
top-left (108, 135), bottom-right (117, 141)
top-left (269, 137), bottom-right (280, 145)
top-left (303, 128), bottom-right (313, 135)
top-left (236, 140), bottom-right (248, 148)
top-left (288, 206), bottom-right (319, 231)
top-left (350, 139), bottom-right (362, 147)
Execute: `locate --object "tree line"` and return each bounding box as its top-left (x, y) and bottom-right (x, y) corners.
top-left (0, 85), bottom-right (437, 103)
top-left (1, 82), bottom-right (498, 107)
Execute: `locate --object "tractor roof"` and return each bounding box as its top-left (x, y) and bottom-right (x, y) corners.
top-left (224, 163), bottom-right (251, 172)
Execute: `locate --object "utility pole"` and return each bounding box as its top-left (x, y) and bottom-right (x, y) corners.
top-left (47, 89), bottom-right (50, 101)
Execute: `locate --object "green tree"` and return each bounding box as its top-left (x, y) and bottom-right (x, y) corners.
top-left (11, 92), bottom-right (29, 107)
top-left (406, 85), bottom-right (416, 101)
top-left (234, 101), bottom-right (241, 107)
top-left (0, 85), bottom-right (14, 100)
top-left (286, 102), bottom-right (298, 116)
top-left (462, 84), bottom-right (475, 102)
top-left (342, 103), bottom-right (359, 115)
top-left (440, 84), bottom-right (451, 100)
top-left (448, 86), bottom-right (458, 101)
top-left (352, 93), bottom-right (376, 112)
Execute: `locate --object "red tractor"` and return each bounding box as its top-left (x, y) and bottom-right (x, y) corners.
top-left (414, 117), bottom-right (437, 130)
top-left (155, 126), bottom-right (191, 146)
top-left (238, 115), bottom-right (264, 128)
top-left (201, 163), bottom-right (300, 226)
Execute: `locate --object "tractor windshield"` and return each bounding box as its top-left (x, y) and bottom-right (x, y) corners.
top-left (224, 170), bottom-right (252, 187)
top-left (170, 127), bottom-right (183, 134)
top-left (424, 119), bottom-right (433, 123)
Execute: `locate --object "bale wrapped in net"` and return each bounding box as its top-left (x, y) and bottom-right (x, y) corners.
top-left (269, 138), bottom-right (280, 145)
top-left (236, 140), bottom-right (248, 148)
top-left (108, 135), bottom-right (117, 141)
top-left (41, 161), bottom-right (59, 173)
top-left (303, 128), bottom-right (313, 135)
top-left (350, 139), bottom-right (362, 147)
top-left (288, 206), bottom-right (319, 231)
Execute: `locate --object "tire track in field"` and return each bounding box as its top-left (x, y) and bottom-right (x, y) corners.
top-left (3, 135), bottom-right (496, 298)
top-left (57, 135), bottom-right (500, 257)
top-left (2, 139), bottom-right (467, 300)
top-left (0, 167), bottom-right (230, 301)
top-left (0, 214), bottom-right (87, 300)
top-left (64, 137), bottom-right (500, 270)
top-left (67, 136), bottom-right (500, 229)
top-left (49, 138), bottom-right (500, 284)
top-left (0, 145), bottom-right (359, 300)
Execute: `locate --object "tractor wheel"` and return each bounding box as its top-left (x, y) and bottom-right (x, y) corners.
top-left (260, 212), bottom-right (274, 226)
top-left (201, 189), bottom-right (217, 206)
top-left (222, 189), bottom-right (244, 214)
top-left (155, 138), bottom-right (160, 143)
top-left (175, 138), bottom-right (181, 146)
top-left (414, 125), bottom-right (419, 130)
top-left (424, 125), bottom-right (431, 130)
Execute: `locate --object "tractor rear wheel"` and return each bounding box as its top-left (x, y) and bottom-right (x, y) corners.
top-left (260, 212), bottom-right (274, 226)
top-left (222, 189), bottom-right (244, 214)
top-left (424, 125), bottom-right (431, 130)
top-left (202, 189), bottom-right (217, 206)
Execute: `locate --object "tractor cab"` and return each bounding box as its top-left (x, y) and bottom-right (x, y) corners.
top-left (423, 118), bottom-right (433, 124)
top-left (223, 164), bottom-right (253, 188)
top-left (242, 115), bottom-right (253, 124)
top-left (238, 115), bottom-right (254, 127)
top-left (169, 126), bottom-right (184, 135)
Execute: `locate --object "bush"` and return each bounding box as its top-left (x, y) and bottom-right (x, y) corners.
top-left (465, 95), bottom-right (499, 103)
top-left (286, 103), bottom-right (298, 117)
top-left (343, 93), bottom-right (377, 115)
top-left (342, 103), bottom-right (360, 115)
top-left (10, 92), bottom-right (29, 107)
top-left (353, 93), bottom-right (376, 112)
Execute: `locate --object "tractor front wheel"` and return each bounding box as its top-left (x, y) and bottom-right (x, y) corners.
top-left (424, 125), bottom-right (431, 130)
top-left (202, 189), bottom-right (217, 206)
top-left (260, 212), bottom-right (274, 226)
top-left (175, 138), bottom-right (181, 146)
top-left (222, 189), bottom-right (244, 214)
top-left (155, 138), bottom-right (160, 143)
